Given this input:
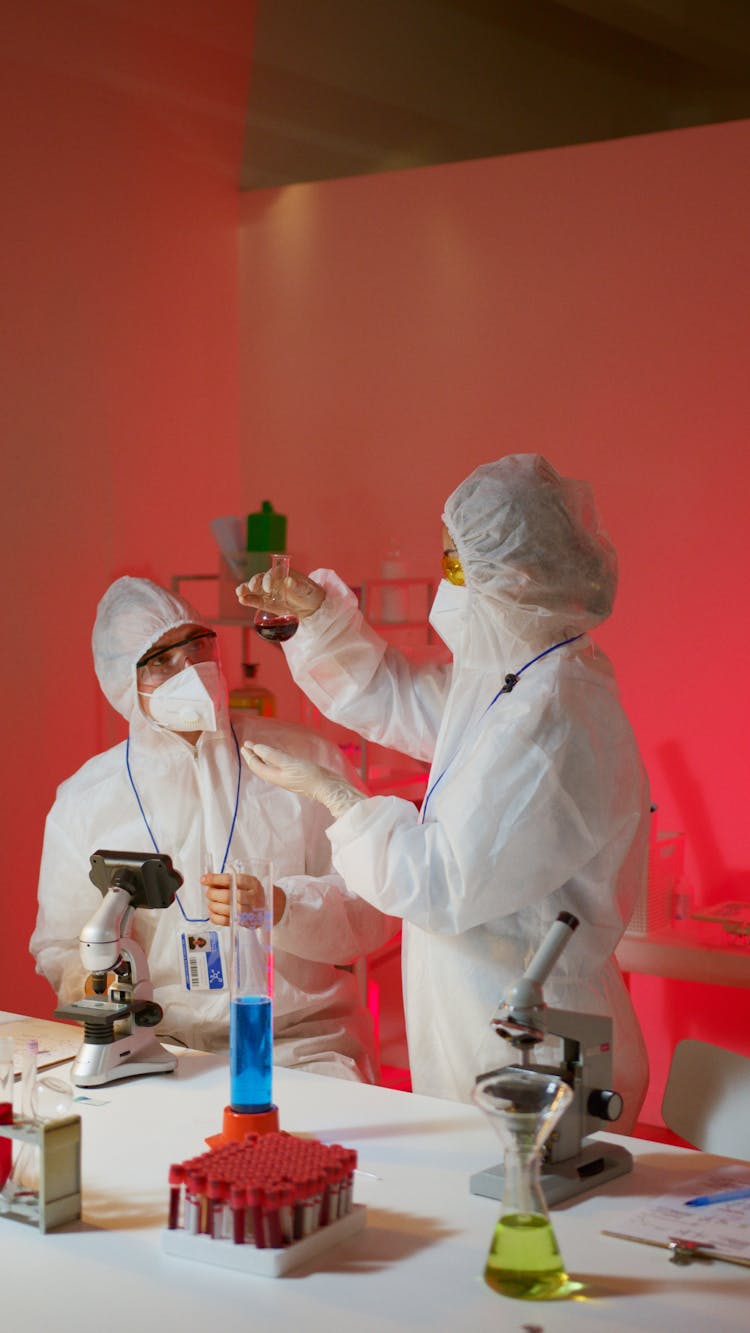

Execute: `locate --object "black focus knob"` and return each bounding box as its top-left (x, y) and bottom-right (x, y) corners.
top-left (587, 1088), bottom-right (623, 1122)
top-left (133, 1000), bottom-right (164, 1027)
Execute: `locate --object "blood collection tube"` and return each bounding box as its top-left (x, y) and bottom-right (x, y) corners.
top-left (206, 1175), bottom-right (228, 1239)
top-left (229, 1182), bottom-right (246, 1245)
top-left (167, 1164), bottom-right (184, 1230)
top-left (343, 1149), bottom-right (358, 1213)
top-left (263, 1183), bottom-right (283, 1248)
top-left (185, 1168), bottom-right (206, 1235)
top-left (291, 1174), bottom-right (308, 1240)
top-left (311, 1170), bottom-right (326, 1231)
top-left (246, 1183), bottom-right (266, 1247)
top-left (278, 1180), bottom-right (295, 1244)
top-left (320, 1163), bottom-right (341, 1227)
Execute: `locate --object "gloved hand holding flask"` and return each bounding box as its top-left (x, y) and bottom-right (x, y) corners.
top-left (236, 567), bottom-right (325, 621)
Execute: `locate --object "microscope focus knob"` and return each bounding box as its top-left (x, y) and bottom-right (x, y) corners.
top-left (587, 1089), bottom-right (624, 1122)
top-left (132, 1000), bottom-right (163, 1027)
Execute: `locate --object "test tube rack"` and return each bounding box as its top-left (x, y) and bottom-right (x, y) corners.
top-left (0, 1115), bottom-right (82, 1233)
top-left (161, 1129), bottom-right (367, 1277)
top-left (162, 1206), bottom-right (367, 1277)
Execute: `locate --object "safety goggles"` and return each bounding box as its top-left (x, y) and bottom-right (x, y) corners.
top-left (136, 630), bottom-right (218, 685)
top-left (442, 548), bottom-right (465, 587)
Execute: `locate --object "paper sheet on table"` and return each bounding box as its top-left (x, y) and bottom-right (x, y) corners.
top-left (603, 1163), bottom-right (750, 1262)
top-left (0, 1018), bottom-right (81, 1076)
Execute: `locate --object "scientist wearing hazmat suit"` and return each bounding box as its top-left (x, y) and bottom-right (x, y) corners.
top-left (30, 576), bottom-right (397, 1080)
top-left (236, 455), bottom-right (650, 1127)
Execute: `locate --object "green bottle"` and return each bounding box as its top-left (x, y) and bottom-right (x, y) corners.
top-left (247, 501), bottom-right (286, 553)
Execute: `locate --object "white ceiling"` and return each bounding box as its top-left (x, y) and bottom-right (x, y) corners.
top-left (240, 0), bottom-right (750, 187)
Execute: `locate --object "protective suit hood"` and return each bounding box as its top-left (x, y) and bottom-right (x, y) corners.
top-left (92, 576), bottom-right (227, 730)
top-left (442, 454), bottom-right (617, 670)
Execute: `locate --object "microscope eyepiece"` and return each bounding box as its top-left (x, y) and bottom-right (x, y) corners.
top-left (557, 911), bottom-right (579, 931)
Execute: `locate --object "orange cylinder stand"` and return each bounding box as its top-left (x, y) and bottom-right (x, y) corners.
top-left (205, 1103), bottom-right (280, 1150)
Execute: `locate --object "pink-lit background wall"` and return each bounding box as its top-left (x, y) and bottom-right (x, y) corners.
top-left (3, 3), bottom-right (748, 1129)
top-left (0, 1), bottom-right (254, 1007)
top-left (237, 123), bottom-right (750, 1122)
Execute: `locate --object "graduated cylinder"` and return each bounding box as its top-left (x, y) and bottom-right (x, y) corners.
top-left (229, 859), bottom-right (274, 1113)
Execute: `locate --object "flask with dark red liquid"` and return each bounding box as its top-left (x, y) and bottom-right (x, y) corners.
top-left (253, 554), bottom-right (299, 642)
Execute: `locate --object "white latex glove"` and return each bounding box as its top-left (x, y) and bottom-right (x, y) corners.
top-left (235, 569), bottom-right (325, 619)
top-left (242, 742), bottom-right (365, 819)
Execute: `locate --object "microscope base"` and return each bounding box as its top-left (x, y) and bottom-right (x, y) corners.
top-left (469, 1139), bottom-right (633, 1206)
top-left (71, 1039), bottom-right (177, 1087)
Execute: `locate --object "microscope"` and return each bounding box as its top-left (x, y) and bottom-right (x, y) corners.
top-left (55, 850), bottom-right (184, 1088)
top-left (470, 911), bottom-right (633, 1205)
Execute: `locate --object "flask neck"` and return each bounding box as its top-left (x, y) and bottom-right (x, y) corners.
top-left (501, 1143), bottom-right (548, 1220)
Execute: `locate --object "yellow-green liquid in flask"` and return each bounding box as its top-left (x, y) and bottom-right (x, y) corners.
top-left (484, 1213), bottom-right (582, 1301)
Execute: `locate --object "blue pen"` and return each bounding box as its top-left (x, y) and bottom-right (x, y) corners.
top-left (685, 1186), bottom-right (750, 1207)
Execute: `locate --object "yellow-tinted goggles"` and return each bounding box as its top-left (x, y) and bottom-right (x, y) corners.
top-left (442, 549), bottom-right (465, 586)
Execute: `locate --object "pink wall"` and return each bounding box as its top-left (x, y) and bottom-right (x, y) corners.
top-left (238, 118), bottom-right (750, 1122)
top-left (3, 1), bottom-right (747, 1128)
top-left (0, 3), bottom-right (255, 1015)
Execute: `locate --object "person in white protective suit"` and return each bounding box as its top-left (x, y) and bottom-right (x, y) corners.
top-left (236, 455), bottom-right (650, 1127)
top-left (30, 577), bottom-right (397, 1080)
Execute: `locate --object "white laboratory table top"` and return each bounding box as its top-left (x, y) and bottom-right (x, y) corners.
top-left (2, 1016), bottom-right (749, 1333)
top-left (616, 919), bottom-right (750, 987)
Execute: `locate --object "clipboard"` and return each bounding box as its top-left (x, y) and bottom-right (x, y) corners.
top-left (602, 1164), bottom-right (750, 1269)
top-left (602, 1228), bottom-right (750, 1268)
top-left (0, 1017), bottom-right (81, 1077)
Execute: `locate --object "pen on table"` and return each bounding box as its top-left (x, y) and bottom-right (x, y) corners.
top-left (685, 1186), bottom-right (750, 1207)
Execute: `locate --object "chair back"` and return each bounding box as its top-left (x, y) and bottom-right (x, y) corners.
top-left (662, 1038), bottom-right (750, 1159)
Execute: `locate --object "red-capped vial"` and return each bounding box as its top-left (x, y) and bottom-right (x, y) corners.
top-left (206, 1176), bottom-right (228, 1240)
top-left (167, 1163), bottom-right (184, 1230)
top-left (246, 1184), bottom-right (266, 1248)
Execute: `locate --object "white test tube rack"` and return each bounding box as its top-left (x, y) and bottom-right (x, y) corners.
top-left (0, 1115), bottom-right (81, 1233)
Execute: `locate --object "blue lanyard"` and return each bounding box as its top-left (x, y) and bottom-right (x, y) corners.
top-left (125, 725), bottom-right (242, 924)
top-left (420, 634), bottom-right (584, 822)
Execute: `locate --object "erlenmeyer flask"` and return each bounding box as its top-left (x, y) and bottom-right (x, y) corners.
top-left (473, 1066), bottom-right (582, 1301)
top-left (253, 554), bottom-right (299, 642)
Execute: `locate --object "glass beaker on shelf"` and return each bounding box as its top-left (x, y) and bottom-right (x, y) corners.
top-left (472, 1065), bottom-right (582, 1301)
top-left (253, 553), bottom-right (299, 642)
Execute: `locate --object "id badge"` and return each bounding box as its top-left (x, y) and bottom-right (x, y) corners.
top-left (179, 930), bottom-right (226, 992)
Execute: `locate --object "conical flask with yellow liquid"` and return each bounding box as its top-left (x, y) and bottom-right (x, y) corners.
top-left (473, 1066), bottom-right (583, 1301)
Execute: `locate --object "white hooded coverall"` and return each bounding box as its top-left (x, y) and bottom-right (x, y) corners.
top-left (30, 577), bottom-right (397, 1080)
top-left (283, 456), bottom-right (650, 1125)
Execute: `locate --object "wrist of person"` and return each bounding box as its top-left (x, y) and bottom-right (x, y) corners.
top-left (317, 780), bottom-right (365, 820)
top-left (272, 884), bottom-right (287, 926)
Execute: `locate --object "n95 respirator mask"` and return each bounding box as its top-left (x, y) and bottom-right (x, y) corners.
top-left (140, 661), bottom-right (221, 733)
top-left (428, 579), bottom-right (467, 655)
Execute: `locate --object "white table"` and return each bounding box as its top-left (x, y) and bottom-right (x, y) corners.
top-left (617, 920), bottom-right (750, 987)
top-left (2, 1027), bottom-right (749, 1332)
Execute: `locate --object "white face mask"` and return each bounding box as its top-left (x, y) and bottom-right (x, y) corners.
top-left (428, 579), bottom-right (467, 655)
top-left (140, 661), bottom-right (222, 733)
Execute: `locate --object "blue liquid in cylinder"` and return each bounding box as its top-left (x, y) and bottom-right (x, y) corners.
top-left (230, 996), bottom-right (273, 1111)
